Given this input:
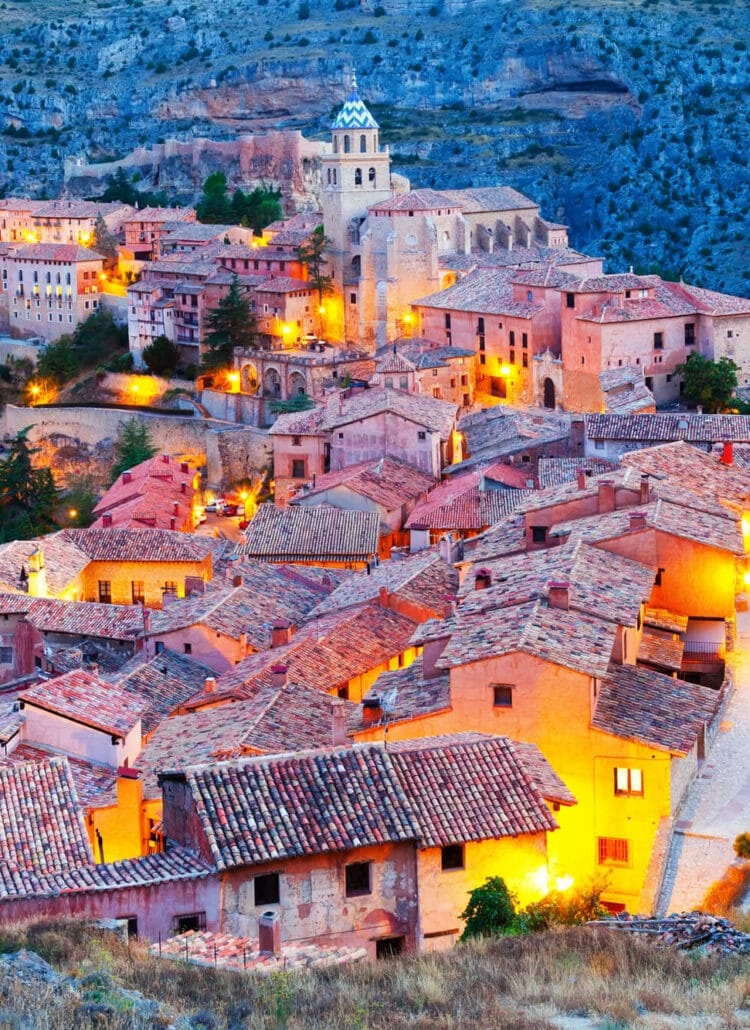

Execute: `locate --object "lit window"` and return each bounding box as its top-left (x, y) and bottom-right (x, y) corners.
top-left (598, 837), bottom-right (630, 865)
top-left (614, 768), bottom-right (643, 797)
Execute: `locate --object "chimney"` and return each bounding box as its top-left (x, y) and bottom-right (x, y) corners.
top-left (173, 501), bottom-right (179, 513)
top-left (422, 634), bottom-right (450, 679)
top-left (597, 479), bottom-right (616, 513)
top-left (258, 911), bottom-right (280, 956)
top-left (162, 452), bottom-right (169, 464)
top-left (271, 621), bottom-right (293, 647)
top-left (362, 696), bottom-right (383, 728)
top-left (722, 441), bottom-right (734, 466)
top-left (696, 404), bottom-right (703, 415)
top-left (161, 590), bottom-right (179, 607)
top-left (640, 475), bottom-right (650, 504)
top-left (378, 586), bottom-right (389, 609)
top-left (170, 516), bottom-right (176, 530)
top-left (271, 664), bottom-right (287, 688)
top-left (331, 698), bottom-right (347, 745)
top-left (122, 471), bottom-right (132, 484)
top-left (204, 676), bottom-right (217, 694)
top-left (629, 511), bottom-right (648, 530)
top-left (116, 767), bottom-right (143, 823)
top-left (181, 481), bottom-right (187, 494)
top-left (181, 462), bottom-right (189, 473)
top-left (142, 609), bottom-right (151, 633)
top-left (185, 576), bottom-right (205, 596)
top-left (576, 469), bottom-right (587, 490)
top-left (102, 512), bottom-right (113, 528)
top-left (232, 574), bottom-right (243, 587)
top-left (547, 581), bottom-right (569, 610)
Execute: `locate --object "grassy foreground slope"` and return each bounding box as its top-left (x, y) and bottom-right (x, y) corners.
top-left (1, 919), bottom-right (749, 1028)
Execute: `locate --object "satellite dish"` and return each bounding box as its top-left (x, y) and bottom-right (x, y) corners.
top-left (381, 687), bottom-right (398, 716)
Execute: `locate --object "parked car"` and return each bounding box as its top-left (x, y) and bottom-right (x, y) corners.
top-left (221, 503), bottom-right (239, 517)
top-left (205, 498), bottom-right (224, 513)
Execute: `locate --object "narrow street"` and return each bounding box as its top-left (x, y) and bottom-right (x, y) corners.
top-left (658, 604), bottom-right (750, 914)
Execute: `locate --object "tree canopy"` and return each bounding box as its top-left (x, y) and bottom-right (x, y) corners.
top-left (196, 172), bottom-right (282, 230)
top-left (36, 309), bottom-right (129, 384)
top-left (93, 213), bottom-right (118, 267)
top-left (142, 334), bottom-right (181, 376)
top-left (203, 274), bottom-right (256, 368)
top-left (111, 417), bottom-right (156, 482)
top-left (675, 353), bottom-right (739, 413)
top-left (93, 167), bottom-right (171, 209)
top-left (0, 428), bottom-right (58, 542)
top-left (297, 227), bottom-right (333, 329)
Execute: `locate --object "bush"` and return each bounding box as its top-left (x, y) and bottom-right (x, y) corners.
top-left (142, 334), bottom-right (180, 376)
top-left (460, 877), bottom-right (517, 940)
top-left (735, 832), bottom-right (750, 859)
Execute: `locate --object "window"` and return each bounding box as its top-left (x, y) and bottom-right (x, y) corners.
top-left (184, 642), bottom-right (192, 654)
top-left (531, 526), bottom-right (547, 543)
top-left (477, 317), bottom-right (485, 334)
top-left (163, 581), bottom-right (177, 595)
top-left (441, 844), bottom-right (465, 870)
top-left (376, 937), bottom-right (404, 959)
top-left (385, 377), bottom-right (393, 389)
top-left (480, 354), bottom-right (486, 365)
top-left (98, 580), bottom-right (111, 604)
top-left (360, 134), bottom-right (367, 153)
top-left (354, 168), bottom-right (362, 186)
top-left (418, 431), bottom-right (426, 441)
top-left (653, 332), bottom-right (664, 350)
top-left (254, 872), bottom-right (280, 906)
top-left (654, 567), bottom-right (664, 587)
top-left (522, 353), bottom-right (528, 368)
top-left (291, 435), bottom-right (302, 447)
top-left (685, 322), bottom-right (695, 345)
top-left (399, 376), bottom-right (408, 389)
top-left (492, 684), bottom-right (513, 708)
top-left (527, 290), bottom-right (533, 302)
top-left (345, 861), bottom-right (371, 897)
top-left (369, 167), bottom-right (376, 184)
top-left (522, 333), bottom-right (528, 348)
top-left (598, 837), bottom-right (630, 865)
top-left (566, 292), bottom-right (575, 308)
top-left (131, 581), bottom-right (145, 604)
top-left (614, 768), bottom-right (643, 797)
top-left (155, 641), bottom-right (165, 654)
top-left (0, 646), bottom-right (12, 664)
top-left (509, 330), bottom-right (515, 347)
top-left (509, 349), bottom-right (515, 364)
top-left (444, 313), bottom-right (451, 329)
top-left (350, 293), bottom-right (357, 305)
top-left (172, 911), bottom-right (206, 933)
top-left (118, 916), bottom-right (138, 938)
top-left (292, 459), bottom-right (306, 478)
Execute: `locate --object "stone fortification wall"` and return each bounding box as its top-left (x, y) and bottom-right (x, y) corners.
top-left (208, 425), bottom-right (272, 490)
top-left (64, 132), bottom-right (323, 213)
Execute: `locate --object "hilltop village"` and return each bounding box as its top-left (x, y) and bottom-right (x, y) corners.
top-left (1, 79), bottom-right (750, 971)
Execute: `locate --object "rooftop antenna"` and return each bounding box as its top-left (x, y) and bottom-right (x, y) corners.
top-left (381, 685), bottom-right (398, 751)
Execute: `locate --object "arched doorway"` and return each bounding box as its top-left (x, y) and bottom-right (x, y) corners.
top-left (264, 367), bottom-right (281, 398)
top-left (543, 378), bottom-right (556, 410)
top-left (289, 371), bottom-right (306, 396)
top-left (241, 362), bottom-right (258, 394)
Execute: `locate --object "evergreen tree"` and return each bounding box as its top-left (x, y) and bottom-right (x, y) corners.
top-left (93, 213), bottom-right (118, 268)
top-left (196, 171), bottom-right (234, 224)
top-left (0, 428), bottom-right (58, 541)
top-left (111, 417), bottom-right (156, 482)
top-left (231, 186), bottom-right (283, 232)
top-left (297, 227), bottom-right (333, 332)
top-left (142, 334), bottom-right (181, 375)
top-left (203, 275), bottom-right (256, 367)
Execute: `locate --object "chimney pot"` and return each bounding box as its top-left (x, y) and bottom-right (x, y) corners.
top-left (102, 512), bottom-right (113, 528)
top-left (173, 501), bottom-right (179, 512)
top-left (204, 676), bottom-right (217, 694)
top-left (162, 453), bottom-right (169, 463)
top-left (142, 610), bottom-right (151, 632)
top-left (597, 479), bottom-right (616, 513)
top-left (629, 510), bottom-right (648, 530)
top-left (170, 516), bottom-right (176, 529)
top-left (547, 581), bottom-right (570, 610)
top-left (639, 474), bottom-right (650, 504)
top-left (331, 698), bottom-right (347, 746)
top-left (270, 664), bottom-right (288, 687)
top-left (232, 574), bottom-right (243, 587)
top-left (122, 471), bottom-right (132, 484)
top-left (722, 441), bottom-right (734, 466)
top-left (258, 911), bottom-right (281, 956)
top-left (378, 586), bottom-right (389, 608)
top-left (362, 697), bottom-right (383, 728)
top-left (576, 469), bottom-right (587, 490)
top-left (181, 462), bottom-right (189, 473)
top-left (181, 481), bottom-right (187, 494)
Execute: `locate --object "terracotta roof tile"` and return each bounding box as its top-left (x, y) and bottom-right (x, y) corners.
top-left (586, 414), bottom-right (750, 444)
top-left (25, 597), bottom-right (145, 640)
top-left (237, 504), bottom-right (380, 563)
top-left (593, 663), bottom-right (720, 754)
top-left (319, 387), bottom-right (457, 440)
top-left (412, 268), bottom-right (543, 317)
top-left (13, 243), bottom-right (104, 263)
top-left (357, 655), bottom-right (451, 729)
top-left (22, 669), bottom-right (145, 738)
top-left (292, 457), bottom-right (435, 511)
top-left (62, 528), bottom-right (214, 564)
top-left (637, 628), bottom-right (684, 671)
top-left (0, 744), bottom-right (117, 808)
top-left (537, 457), bottom-right (617, 488)
top-left (115, 650), bottom-right (217, 735)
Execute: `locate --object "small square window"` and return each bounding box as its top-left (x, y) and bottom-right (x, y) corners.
top-left (254, 872), bottom-right (280, 906)
top-left (345, 861), bottom-right (371, 897)
top-left (531, 526), bottom-right (547, 543)
top-left (418, 431), bottom-right (426, 441)
top-left (441, 844), bottom-right (465, 870)
top-left (614, 768), bottom-right (643, 797)
top-left (155, 641), bottom-right (165, 654)
top-left (492, 684), bottom-right (513, 708)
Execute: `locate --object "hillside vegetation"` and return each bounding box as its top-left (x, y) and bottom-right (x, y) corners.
top-left (0, 0), bottom-right (748, 293)
top-left (1, 918), bottom-right (750, 1028)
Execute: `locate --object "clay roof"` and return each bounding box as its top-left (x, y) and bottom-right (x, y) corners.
top-left (115, 650), bottom-right (217, 736)
top-left (0, 534), bottom-right (91, 596)
top-left (412, 268), bottom-right (542, 317)
top-left (461, 512), bottom-right (528, 563)
top-left (189, 602), bottom-right (417, 707)
top-left (458, 539), bottom-right (655, 628)
top-left (644, 606), bottom-right (688, 634)
top-left (0, 757), bottom-right (93, 898)
top-left (637, 627), bottom-right (684, 671)
top-left (511, 741), bottom-right (577, 807)
top-left (292, 457), bottom-right (435, 512)
top-left (309, 550), bottom-right (457, 620)
top-left (268, 403), bottom-right (326, 436)
top-left (593, 663), bottom-right (720, 754)
top-left (62, 528), bottom-right (214, 563)
top-left (124, 207), bottom-right (194, 223)
top-left (357, 655), bottom-right (451, 730)
top-left (537, 457), bottom-right (617, 488)
top-left (21, 669), bottom-right (145, 738)
top-left (253, 276), bottom-right (311, 294)
top-left (0, 743), bottom-right (117, 808)
top-left (586, 413), bottom-right (750, 443)
top-left (436, 597), bottom-right (617, 679)
top-left (34, 199), bottom-right (130, 218)
top-left (439, 186), bottom-right (538, 213)
top-left (388, 733), bottom-right (561, 846)
top-left (93, 455), bottom-right (197, 516)
top-left (25, 597), bottom-right (145, 640)
top-left (237, 504), bottom-right (380, 563)
top-left (375, 351), bottom-right (416, 374)
top-left (369, 188), bottom-right (456, 213)
top-left (180, 733), bottom-right (562, 869)
top-left (406, 472), bottom-right (531, 531)
top-left (137, 683), bottom-right (359, 799)
top-left (620, 441), bottom-right (750, 510)
top-left (12, 243), bottom-right (104, 263)
top-left (320, 387), bottom-right (458, 440)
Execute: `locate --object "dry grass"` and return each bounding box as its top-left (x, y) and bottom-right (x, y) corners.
top-left (703, 862), bottom-right (750, 922)
top-left (1, 921), bottom-right (750, 1028)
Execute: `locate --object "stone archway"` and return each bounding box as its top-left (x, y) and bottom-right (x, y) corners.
top-left (264, 367), bottom-right (281, 398)
top-left (241, 362), bottom-right (258, 394)
top-left (289, 371), bottom-right (307, 396)
top-left (543, 378), bottom-right (556, 410)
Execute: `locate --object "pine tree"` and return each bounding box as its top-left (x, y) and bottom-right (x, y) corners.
top-left (0, 428), bottom-right (58, 541)
top-left (93, 213), bottom-right (118, 268)
top-left (196, 171), bottom-right (234, 224)
top-left (203, 275), bottom-right (256, 367)
top-left (297, 227), bottom-right (333, 333)
top-left (111, 417), bottom-right (157, 482)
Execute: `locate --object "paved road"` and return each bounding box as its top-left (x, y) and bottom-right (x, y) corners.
top-left (194, 512), bottom-right (244, 543)
top-left (658, 605), bottom-right (750, 913)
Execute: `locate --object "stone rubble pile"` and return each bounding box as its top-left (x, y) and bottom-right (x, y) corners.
top-left (589, 911), bottom-right (750, 954)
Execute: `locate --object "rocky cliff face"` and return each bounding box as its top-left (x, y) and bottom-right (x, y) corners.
top-left (0, 0), bottom-right (748, 293)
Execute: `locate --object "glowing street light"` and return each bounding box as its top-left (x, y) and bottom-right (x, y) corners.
top-left (68, 508), bottom-right (78, 520)
top-left (500, 364), bottom-right (511, 377)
